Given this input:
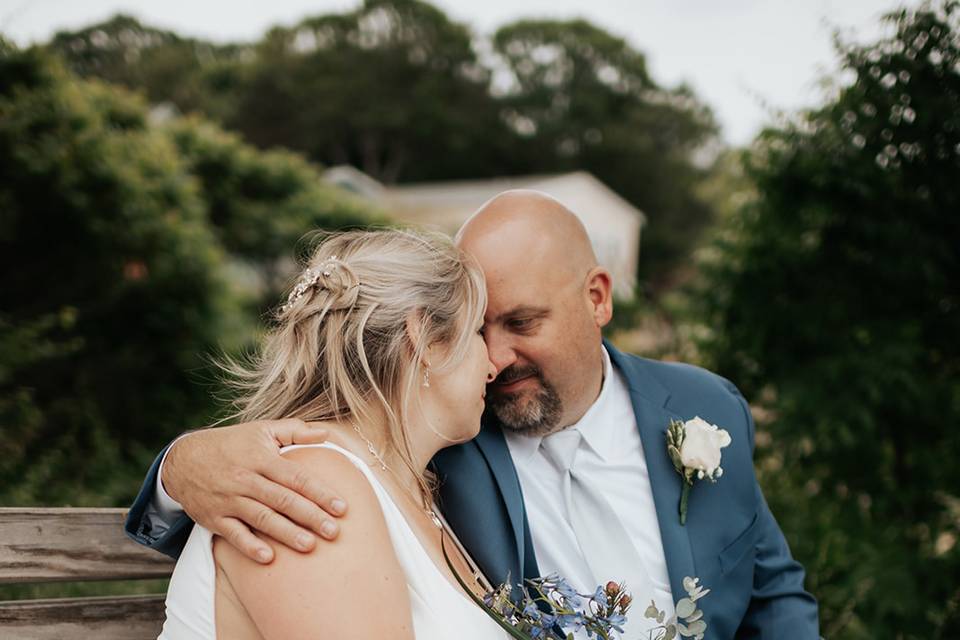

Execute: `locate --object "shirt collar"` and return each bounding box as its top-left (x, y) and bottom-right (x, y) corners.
top-left (503, 346), bottom-right (618, 464)
top-left (569, 346), bottom-right (619, 463)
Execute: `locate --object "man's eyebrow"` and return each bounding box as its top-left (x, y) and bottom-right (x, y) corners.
top-left (489, 306), bottom-right (550, 323)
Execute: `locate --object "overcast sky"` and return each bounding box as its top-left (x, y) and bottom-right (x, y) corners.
top-left (1, 0), bottom-right (917, 146)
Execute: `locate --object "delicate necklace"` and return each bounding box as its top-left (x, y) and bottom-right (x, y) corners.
top-left (351, 422), bottom-right (443, 527)
top-left (350, 422), bottom-right (489, 592)
top-left (353, 422), bottom-right (390, 471)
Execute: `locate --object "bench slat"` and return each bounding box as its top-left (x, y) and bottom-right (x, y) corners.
top-left (0, 594), bottom-right (165, 639)
top-left (0, 508), bottom-right (175, 583)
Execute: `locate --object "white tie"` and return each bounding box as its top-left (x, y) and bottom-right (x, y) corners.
top-left (540, 429), bottom-right (655, 631)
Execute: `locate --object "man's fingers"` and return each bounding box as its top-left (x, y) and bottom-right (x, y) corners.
top-left (249, 474), bottom-right (341, 540)
top-left (264, 456), bottom-right (348, 519)
top-left (217, 517), bottom-right (275, 564)
top-left (236, 497), bottom-right (320, 553)
top-left (268, 419), bottom-right (328, 447)
top-left (295, 422), bottom-right (330, 444)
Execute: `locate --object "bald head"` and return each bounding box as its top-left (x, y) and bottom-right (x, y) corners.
top-left (455, 189), bottom-right (614, 436)
top-left (456, 190), bottom-right (598, 282)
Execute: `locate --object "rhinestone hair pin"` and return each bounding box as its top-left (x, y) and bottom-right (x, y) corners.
top-left (281, 255), bottom-right (358, 312)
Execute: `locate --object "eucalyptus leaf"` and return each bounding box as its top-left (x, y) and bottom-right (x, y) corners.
top-left (645, 602), bottom-right (660, 619)
top-left (676, 597), bottom-right (695, 619)
top-left (686, 619), bottom-right (707, 635)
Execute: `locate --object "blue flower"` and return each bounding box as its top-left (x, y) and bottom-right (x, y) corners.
top-left (557, 611), bottom-right (586, 632)
top-left (553, 577), bottom-right (583, 607)
top-left (591, 586), bottom-right (609, 607)
top-left (523, 602), bottom-right (542, 620)
top-left (605, 612), bottom-right (627, 633)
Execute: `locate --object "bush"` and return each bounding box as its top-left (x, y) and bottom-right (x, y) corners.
top-left (695, 4), bottom-right (960, 636)
top-left (0, 46), bottom-right (375, 505)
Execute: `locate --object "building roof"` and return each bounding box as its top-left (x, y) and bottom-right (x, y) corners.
top-left (323, 166), bottom-right (647, 231)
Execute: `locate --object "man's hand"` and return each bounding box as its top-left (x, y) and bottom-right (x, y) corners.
top-left (162, 419), bottom-right (346, 564)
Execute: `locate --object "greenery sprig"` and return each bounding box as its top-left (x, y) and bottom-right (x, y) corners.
top-left (441, 533), bottom-right (710, 639)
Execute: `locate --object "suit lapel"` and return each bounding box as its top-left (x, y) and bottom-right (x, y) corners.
top-left (606, 342), bottom-right (698, 599)
top-left (473, 420), bottom-right (527, 579)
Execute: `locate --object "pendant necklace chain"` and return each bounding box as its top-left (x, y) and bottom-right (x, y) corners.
top-left (350, 422), bottom-right (488, 590)
top-left (351, 423), bottom-right (442, 527)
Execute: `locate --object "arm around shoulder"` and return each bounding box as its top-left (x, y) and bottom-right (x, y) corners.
top-left (124, 443), bottom-right (195, 559)
top-left (213, 446), bottom-right (415, 640)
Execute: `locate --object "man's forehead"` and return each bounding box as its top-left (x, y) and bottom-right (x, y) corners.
top-left (482, 262), bottom-right (548, 304)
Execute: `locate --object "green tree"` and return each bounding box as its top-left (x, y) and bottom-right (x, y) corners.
top-left (0, 46), bottom-right (374, 505)
top-left (228, 0), bottom-right (510, 183)
top-left (0, 45), bottom-right (235, 504)
top-left (46, 14), bottom-right (245, 120)
top-left (492, 19), bottom-right (719, 285)
top-left (41, 4), bottom-right (722, 290)
top-left (696, 4), bottom-right (960, 636)
top-left (166, 117), bottom-right (381, 297)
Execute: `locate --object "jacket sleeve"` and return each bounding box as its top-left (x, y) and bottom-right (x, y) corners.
top-left (123, 444), bottom-right (196, 560)
top-left (725, 383), bottom-right (821, 639)
top-left (737, 490), bottom-right (820, 639)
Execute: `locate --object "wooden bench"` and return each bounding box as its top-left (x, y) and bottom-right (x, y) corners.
top-left (0, 508), bottom-right (175, 639)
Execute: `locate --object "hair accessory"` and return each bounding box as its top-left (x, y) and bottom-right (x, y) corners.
top-left (281, 255), bottom-right (360, 312)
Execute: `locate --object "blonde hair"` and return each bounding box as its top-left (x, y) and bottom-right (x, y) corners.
top-left (220, 228), bottom-right (487, 504)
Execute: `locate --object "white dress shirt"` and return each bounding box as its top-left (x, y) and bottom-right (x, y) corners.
top-left (151, 433), bottom-right (190, 534)
top-left (504, 347), bottom-right (675, 621)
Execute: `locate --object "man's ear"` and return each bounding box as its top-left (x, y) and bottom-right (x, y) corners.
top-left (585, 266), bottom-right (614, 328)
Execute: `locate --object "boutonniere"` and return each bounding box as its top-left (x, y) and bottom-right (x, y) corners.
top-left (667, 417), bottom-right (732, 525)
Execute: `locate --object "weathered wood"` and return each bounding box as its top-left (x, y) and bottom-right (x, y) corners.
top-left (0, 594), bottom-right (166, 639)
top-left (0, 508), bottom-right (175, 583)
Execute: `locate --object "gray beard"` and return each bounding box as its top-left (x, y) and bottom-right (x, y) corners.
top-left (488, 377), bottom-right (564, 437)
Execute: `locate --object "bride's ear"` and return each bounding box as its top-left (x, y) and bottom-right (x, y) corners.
top-left (404, 309), bottom-right (429, 362)
top-left (405, 310), bottom-right (443, 369)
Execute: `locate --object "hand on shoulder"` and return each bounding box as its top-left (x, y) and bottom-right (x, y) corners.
top-left (213, 445), bottom-right (415, 640)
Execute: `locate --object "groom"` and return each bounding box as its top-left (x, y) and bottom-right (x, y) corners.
top-left (126, 190), bottom-right (819, 638)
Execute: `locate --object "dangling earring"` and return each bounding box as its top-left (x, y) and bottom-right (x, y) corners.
top-left (422, 367), bottom-right (430, 388)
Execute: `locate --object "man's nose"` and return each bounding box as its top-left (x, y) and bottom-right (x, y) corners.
top-left (485, 336), bottom-right (518, 377)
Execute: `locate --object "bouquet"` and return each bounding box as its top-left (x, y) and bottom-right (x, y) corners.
top-left (442, 537), bottom-right (710, 640)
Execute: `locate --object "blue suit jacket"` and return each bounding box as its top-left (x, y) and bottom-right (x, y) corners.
top-left (126, 342), bottom-right (819, 638)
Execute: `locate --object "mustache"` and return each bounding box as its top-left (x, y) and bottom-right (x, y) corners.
top-left (492, 363), bottom-right (542, 386)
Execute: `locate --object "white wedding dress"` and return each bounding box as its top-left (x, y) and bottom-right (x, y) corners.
top-left (158, 443), bottom-right (509, 639)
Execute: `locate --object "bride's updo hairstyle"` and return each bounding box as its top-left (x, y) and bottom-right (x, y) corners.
top-left (221, 228), bottom-right (487, 500)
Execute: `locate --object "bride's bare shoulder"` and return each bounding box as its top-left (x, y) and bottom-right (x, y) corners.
top-left (212, 443), bottom-right (414, 638)
top-left (280, 443), bottom-right (375, 497)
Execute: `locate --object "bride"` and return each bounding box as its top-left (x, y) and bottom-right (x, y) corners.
top-left (159, 229), bottom-right (507, 639)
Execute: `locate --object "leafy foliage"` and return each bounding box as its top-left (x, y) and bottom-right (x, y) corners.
top-left (695, 3), bottom-right (960, 636)
top-left (221, 0), bottom-right (509, 184)
top-left (0, 46), bottom-right (374, 505)
top-left (46, 14), bottom-right (246, 120)
top-left (42, 1), bottom-right (719, 288)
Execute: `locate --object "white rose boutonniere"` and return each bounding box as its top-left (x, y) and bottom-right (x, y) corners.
top-left (667, 416), bottom-right (732, 525)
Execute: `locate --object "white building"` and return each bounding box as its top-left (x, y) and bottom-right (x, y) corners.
top-left (324, 167), bottom-right (647, 299)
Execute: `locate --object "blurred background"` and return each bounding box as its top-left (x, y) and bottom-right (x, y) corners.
top-left (1, 0), bottom-right (957, 636)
